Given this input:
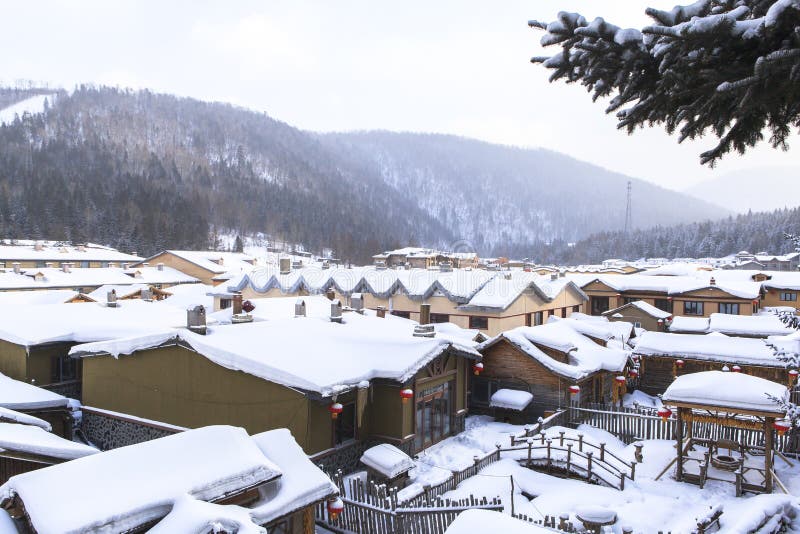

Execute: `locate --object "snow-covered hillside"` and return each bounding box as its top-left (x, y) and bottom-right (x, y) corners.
top-left (0, 93), bottom-right (56, 125)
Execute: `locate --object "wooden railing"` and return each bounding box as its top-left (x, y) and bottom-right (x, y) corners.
top-left (41, 379), bottom-right (81, 400)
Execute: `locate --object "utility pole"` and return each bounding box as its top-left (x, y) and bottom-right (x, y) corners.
top-left (624, 181), bottom-right (633, 234)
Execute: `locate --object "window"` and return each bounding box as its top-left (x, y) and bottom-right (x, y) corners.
top-left (220, 298), bottom-right (232, 310)
top-left (533, 311), bottom-right (544, 326)
top-left (333, 403), bottom-right (356, 446)
top-left (51, 354), bottom-right (77, 383)
top-left (469, 316), bottom-right (489, 329)
top-left (781, 292), bottom-right (798, 302)
top-left (572, 305), bottom-right (580, 313)
top-left (623, 297), bottom-right (638, 305)
top-left (80, 261), bottom-right (90, 268)
top-left (548, 309), bottom-right (555, 316)
top-left (634, 321), bottom-right (642, 329)
top-left (100, 261), bottom-right (109, 268)
top-left (414, 381), bottom-right (453, 451)
top-left (430, 313), bottom-right (449, 324)
top-left (35, 261), bottom-right (45, 268)
top-left (590, 297), bottom-right (609, 315)
top-left (654, 299), bottom-right (673, 313)
top-left (470, 377), bottom-right (495, 405)
top-left (391, 310), bottom-right (411, 319)
top-left (683, 301), bottom-right (704, 316)
top-left (560, 307), bottom-right (567, 318)
top-left (718, 303), bottom-right (740, 315)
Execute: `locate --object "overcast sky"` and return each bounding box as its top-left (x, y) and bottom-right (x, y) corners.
top-left (1, 0), bottom-right (797, 191)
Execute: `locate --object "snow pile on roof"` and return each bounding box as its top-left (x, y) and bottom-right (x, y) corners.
top-left (160, 283), bottom-right (215, 310)
top-left (549, 315), bottom-right (631, 343)
top-left (0, 426), bottom-right (281, 534)
top-left (662, 371), bottom-right (787, 413)
top-left (605, 300), bottom-right (672, 320)
top-left (479, 321), bottom-right (628, 380)
top-left (576, 273), bottom-right (761, 299)
top-left (634, 332), bottom-right (779, 366)
top-left (668, 316), bottom-right (710, 333)
top-left (709, 313), bottom-right (794, 337)
top-left (360, 443), bottom-right (415, 479)
top-left (0, 373), bottom-right (68, 410)
top-left (71, 309), bottom-right (480, 397)
top-left (490, 389), bottom-right (533, 411)
top-left (87, 283), bottom-right (149, 301)
top-left (0, 289), bottom-right (83, 306)
top-left (0, 422), bottom-right (98, 461)
top-left (150, 494), bottom-right (264, 534)
top-left (0, 407), bottom-right (51, 430)
top-left (153, 250), bottom-right (257, 274)
top-left (446, 508), bottom-right (554, 533)
top-left (249, 428), bottom-right (337, 525)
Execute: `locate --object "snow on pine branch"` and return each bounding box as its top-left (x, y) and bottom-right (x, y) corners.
top-left (529, 0), bottom-right (800, 166)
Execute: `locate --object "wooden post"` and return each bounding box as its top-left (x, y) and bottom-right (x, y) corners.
top-left (634, 442), bottom-right (644, 463)
top-left (527, 438), bottom-right (533, 469)
top-left (765, 416), bottom-right (775, 493)
top-left (587, 451), bottom-right (593, 480)
top-left (676, 407), bottom-right (684, 482)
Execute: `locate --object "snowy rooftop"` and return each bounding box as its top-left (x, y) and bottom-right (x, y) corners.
top-left (572, 273), bottom-right (762, 299)
top-left (708, 313), bottom-right (794, 337)
top-left (0, 422), bottom-right (98, 461)
top-left (0, 426), bottom-right (281, 534)
top-left (662, 371), bottom-right (787, 414)
top-left (490, 389), bottom-right (534, 411)
top-left (0, 240), bottom-right (140, 262)
top-left (634, 332), bottom-right (779, 366)
top-left (0, 373), bottom-right (68, 410)
top-left (148, 250), bottom-right (257, 274)
top-left (603, 299), bottom-right (672, 320)
top-left (0, 289), bottom-right (83, 306)
top-left (479, 321), bottom-right (628, 380)
top-left (0, 266), bottom-right (197, 291)
top-left (446, 509), bottom-right (553, 534)
top-left (71, 306), bottom-right (480, 397)
top-left (360, 443), bottom-right (415, 479)
top-left (0, 407), bottom-right (50, 430)
top-left (149, 494), bottom-right (263, 534)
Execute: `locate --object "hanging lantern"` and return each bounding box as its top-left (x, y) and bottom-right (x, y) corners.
top-left (774, 420), bottom-right (792, 436)
top-left (731, 365), bottom-right (742, 373)
top-left (615, 375), bottom-right (627, 385)
top-left (628, 369), bottom-right (638, 379)
top-left (632, 354), bottom-right (639, 362)
top-left (657, 407), bottom-right (672, 422)
top-left (752, 299), bottom-right (759, 307)
top-left (327, 497), bottom-right (344, 520)
top-left (568, 385), bottom-right (580, 395)
top-left (675, 359), bottom-right (684, 369)
top-left (789, 369), bottom-right (799, 380)
top-left (472, 362), bottom-right (484, 376)
top-left (400, 388), bottom-right (414, 403)
top-left (328, 402), bottom-right (343, 420)
top-left (242, 300), bottom-right (255, 313)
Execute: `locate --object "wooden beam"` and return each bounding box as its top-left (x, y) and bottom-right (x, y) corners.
top-left (676, 407), bottom-right (684, 482)
top-left (765, 417), bottom-right (774, 494)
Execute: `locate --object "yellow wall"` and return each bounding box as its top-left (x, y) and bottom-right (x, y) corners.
top-left (140, 253), bottom-right (218, 285)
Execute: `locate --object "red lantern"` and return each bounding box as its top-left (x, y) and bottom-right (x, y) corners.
top-left (327, 497), bottom-right (344, 520)
top-left (657, 407), bottom-right (672, 422)
top-left (675, 359), bottom-right (685, 369)
top-left (568, 385), bottom-right (580, 395)
top-left (615, 375), bottom-right (627, 385)
top-left (328, 402), bottom-right (343, 420)
top-left (242, 300), bottom-right (255, 313)
top-left (774, 420), bottom-right (792, 436)
top-left (629, 369), bottom-right (638, 378)
top-left (789, 369), bottom-right (799, 380)
top-left (472, 362), bottom-right (484, 376)
top-left (400, 388), bottom-right (414, 403)
top-left (732, 365), bottom-right (741, 373)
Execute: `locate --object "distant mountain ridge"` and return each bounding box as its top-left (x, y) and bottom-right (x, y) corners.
top-left (685, 166), bottom-right (800, 214)
top-left (0, 85), bottom-right (729, 260)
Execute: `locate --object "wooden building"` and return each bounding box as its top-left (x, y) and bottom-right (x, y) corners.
top-left (0, 240), bottom-right (141, 269)
top-left (136, 250), bottom-right (257, 285)
top-left (474, 320), bottom-right (629, 418)
top-left (602, 300), bottom-right (672, 331)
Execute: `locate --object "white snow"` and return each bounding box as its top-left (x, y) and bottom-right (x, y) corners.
top-left (360, 443), bottom-right (416, 479)
top-left (0, 422), bottom-right (98, 461)
top-left (0, 373), bottom-right (68, 410)
top-left (0, 426), bottom-right (281, 534)
top-left (0, 406), bottom-right (51, 430)
top-left (634, 332), bottom-right (780, 367)
top-left (0, 94), bottom-right (55, 125)
top-left (662, 371), bottom-right (787, 413)
top-left (446, 509), bottom-right (553, 533)
top-left (490, 389), bottom-right (534, 411)
top-left (150, 494), bottom-right (265, 534)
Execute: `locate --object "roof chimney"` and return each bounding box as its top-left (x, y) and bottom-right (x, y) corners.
top-left (34, 241), bottom-right (43, 251)
top-left (279, 257), bottom-right (291, 275)
top-left (232, 293), bottom-right (243, 315)
top-left (351, 293), bottom-right (364, 314)
top-left (12, 262), bottom-right (21, 274)
top-left (559, 271), bottom-right (565, 278)
top-left (330, 299), bottom-right (343, 323)
top-left (325, 288), bottom-right (335, 301)
top-left (108, 262), bottom-right (116, 269)
top-left (419, 303), bottom-right (431, 325)
top-left (121, 263), bottom-right (129, 270)
top-left (141, 288), bottom-right (153, 302)
top-left (107, 289), bottom-right (118, 308)
top-left (550, 273), bottom-right (558, 281)
top-left (61, 262), bottom-right (71, 273)
top-left (187, 305), bottom-right (207, 335)
top-left (157, 262), bottom-right (164, 271)
top-left (709, 277), bottom-right (716, 286)
top-left (376, 306), bottom-right (386, 319)
top-left (413, 324), bottom-right (435, 338)
top-left (295, 298), bottom-right (306, 317)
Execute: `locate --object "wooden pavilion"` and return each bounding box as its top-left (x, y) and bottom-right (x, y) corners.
top-left (661, 371), bottom-right (789, 495)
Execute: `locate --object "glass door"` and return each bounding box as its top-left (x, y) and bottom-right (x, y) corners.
top-left (414, 381), bottom-right (453, 451)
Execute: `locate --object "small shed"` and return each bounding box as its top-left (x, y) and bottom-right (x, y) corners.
top-left (360, 443), bottom-right (415, 489)
top-left (662, 371), bottom-right (788, 494)
top-left (490, 389), bottom-right (534, 423)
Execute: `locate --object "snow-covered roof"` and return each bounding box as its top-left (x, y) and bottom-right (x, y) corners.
top-left (0, 426), bottom-right (281, 534)
top-left (161, 283), bottom-right (216, 311)
top-left (0, 422), bottom-right (98, 461)
top-left (71, 307), bottom-right (480, 397)
top-left (662, 371), bottom-right (787, 414)
top-left (0, 406), bottom-right (50, 430)
top-left (0, 266), bottom-right (197, 291)
top-left (634, 332), bottom-right (780, 366)
top-left (669, 313), bottom-right (794, 337)
top-left (603, 300), bottom-right (672, 320)
top-left (149, 494), bottom-right (264, 534)
top-left (576, 273), bottom-right (762, 299)
top-left (478, 321), bottom-right (628, 380)
top-left (360, 443), bottom-right (415, 479)
top-left (0, 240), bottom-right (140, 262)
top-left (148, 250), bottom-right (257, 274)
top-left (490, 389), bottom-right (533, 411)
top-left (87, 283), bottom-right (150, 301)
top-left (548, 315), bottom-right (631, 343)
top-left (446, 509), bottom-right (553, 534)
top-left (0, 289), bottom-right (84, 306)
top-left (667, 316), bottom-right (710, 333)
top-left (124, 265), bottom-right (200, 285)
top-left (248, 428), bottom-right (337, 525)
top-left (0, 373), bottom-right (68, 410)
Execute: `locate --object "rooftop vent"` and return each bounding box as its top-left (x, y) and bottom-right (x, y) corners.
top-left (141, 288), bottom-right (153, 302)
top-left (76, 244), bottom-right (86, 252)
top-left (504, 272), bottom-right (512, 280)
top-left (187, 305), bottom-right (207, 335)
top-left (351, 293), bottom-right (364, 314)
top-left (34, 241), bottom-right (43, 251)
top-left (559, 271), bottom-right (565, 278)
top-left (60, 263), bottom-right (71, 273)
top-left (550, 273), bottom-right (558, 281)
top-left (376, 306), bottom-right (386, 319)
top-left (279, 257), bottom-right (291, 275)
top-left (12, 262), bottom-right (20, 274)
top-left (330, 299), bottom-right (343, 323)
top-left (413, 324), bottom-right (435, 338)
top-left (322, 260), bottom-right (330, 270)
top-left (419, 303), bottom-right (431, 325)
top-left (295, 298), bottom-right (306, 317)
top-left (107, 289), bottom-right (118, 308)
top-left (709, 277), bottom-right (716, 286)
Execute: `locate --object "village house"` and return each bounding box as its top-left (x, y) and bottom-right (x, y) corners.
top-left (668, 312), bottom-right (794, 338)
top-left (372, 247), bottom-right (479, 270)
top-left (0, 425), bottom-right (338, 534)
top-left (0, 240), bottom-right (141, 269)
top-left (68, 296), bottom-right (481, 459)
top-left (0, 373), bottom-right (76, 439)
top-left (632, 331), bottom-right (793, 395)
top-left (474, 319), bottom-right (629, 419)
top-left (601, 300), bottom-right (673, 331)
top-left (135, 250), bottom-right (258, 285)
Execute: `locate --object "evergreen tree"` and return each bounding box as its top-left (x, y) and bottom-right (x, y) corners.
top-left (530, 1), bottom-right (800, 165)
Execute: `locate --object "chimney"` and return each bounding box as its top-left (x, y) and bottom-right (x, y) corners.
top-left (419, 303), bottom-right (431, 325)
top-left (61, 262), bottom-right (71, 273)
top-left (351, 293), bottom-right (364, 314)
top-left (187, 305), bottom-right (207, 335)
top-left (376, 306), bottom-right (386, 319)
top-left (12, 262), bottom-right (20, 274)
top-left (295, 298), bottom-right (306, 317)
top-left (76, 244), bottom-right (86, 252)
top-left (232, 293), bottom-right (243, 315)
top-left (279, 257), bottom-right (291, 275)
top-left (322, 260), bottom-right (330, 270)
top-left (108, 262), bottom-right (116, 269)
top-left (325, 288), bottom-right (336, 301)
top-left (550, 273), bottom-right (558, 281)
top-left (330, 299), bottom-right (343, 323)
top-left (559, 271), bottom-right (565, 278)
top-left (34, 241), bottom-right (43, 251)
top-left (141, 288), bottom-right (153, 302)
top-left (413, 324), bottom-right (435, 338)
top-left (107, 289), bottom-right (118, 308)
top-left (157, 263), bottom-right (164, 271)
top-left (709, 277), bottom-right (716, 286)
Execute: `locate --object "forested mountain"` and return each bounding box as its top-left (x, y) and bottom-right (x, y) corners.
top-left (533, 208), bottom-right (800, 265)
top-left (0, 86), bottom-right (731, 261)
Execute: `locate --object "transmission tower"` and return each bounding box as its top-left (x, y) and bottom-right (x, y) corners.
top-left (624, 181), bottom-right (632, 234)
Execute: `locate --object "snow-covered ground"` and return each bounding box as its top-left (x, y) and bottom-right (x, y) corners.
top-left (0, 93), bottom-right (55, 125)
top-left (406, 416), bottom-right (800, 533)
